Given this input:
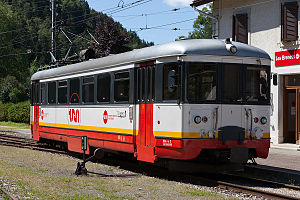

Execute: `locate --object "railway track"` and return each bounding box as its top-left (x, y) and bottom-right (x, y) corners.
top-left (0, 133), bottom-right (67, 155)
top-left (0, 131), bottom-right (299, 199)
top-left (212, 173), bottom-right (300, 200)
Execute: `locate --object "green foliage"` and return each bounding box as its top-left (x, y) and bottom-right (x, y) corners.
top-left (0, 101), bottom-right (30, 123)
top-left (0, 102), bottom-right (11, 121)
top-left (7, 101), bottom-right (30, 123)
top-left (177, 3), bottom-right (213, 40)
top-left (0, 76), bottom-right (28, 103)
top-left (188, 4), bottom-right (213, 39)
top-left (0, 0), bottom-right (153, 104)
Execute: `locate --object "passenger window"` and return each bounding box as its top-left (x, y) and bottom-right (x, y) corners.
top-left (41, 83), bottom-right (47, 105)
top-left (223, 64), bottom-right (241, 102)
top-left (163, 63), bottom-right (179, 100)
top-left (97, 73), bottom-right (111, 103)
top-left (187, 63), bottom-right (217, 101)
top-left (32, 83), bottom-right (40, 105)
top-left (70, 78), bottom-right (80, 104)
top-left (82, 76), bottom-right (94, 103)
top-left (114, 71), bottom-right (129, 102)
top-left (48, 82), bottom-right (56, 104)
top-left (58, 80), bottom-right (67, 104)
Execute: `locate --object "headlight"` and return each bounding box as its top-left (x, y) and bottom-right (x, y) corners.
top-left (226, 43), bottom-right (238, 54)
top-left (194, 116), bottom-right (201, 124)
top-left (260, 117), bottom-right (267, 125)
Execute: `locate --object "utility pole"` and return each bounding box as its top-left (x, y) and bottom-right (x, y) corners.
top-left (51, 0), bottom-right (57, 63)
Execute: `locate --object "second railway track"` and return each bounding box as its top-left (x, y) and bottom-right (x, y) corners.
top-left (0, 132), bottom-right (67, 155)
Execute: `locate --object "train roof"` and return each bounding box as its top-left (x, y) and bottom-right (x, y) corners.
top-left (31, 39), bottom-right (271, 81)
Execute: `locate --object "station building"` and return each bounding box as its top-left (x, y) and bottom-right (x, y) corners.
top-left (192, 0), bottom-right (300, 144)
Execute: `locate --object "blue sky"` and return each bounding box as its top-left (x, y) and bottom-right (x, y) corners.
top-left (85, 0), bottom-right (199, 45)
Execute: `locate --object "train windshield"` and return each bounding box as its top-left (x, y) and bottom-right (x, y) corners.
top-left (245, 65), bottom-right (269, 103)
top-left (187, 63), bottom-right (217, 102)
top-left (186, 62), bottom-right (270, 105)
top-left (222, 63), bottom-right (269, 104)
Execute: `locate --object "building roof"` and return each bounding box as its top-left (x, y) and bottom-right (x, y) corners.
top-left (190, 0), bottom-right (214, 7)
top-left (31, 39), bottom-right (270, 81)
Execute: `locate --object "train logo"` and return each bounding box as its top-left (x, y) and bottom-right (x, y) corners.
top-left (40, 110), bottom-right (48, 120)
top-left (69, 109), bottom-right (80, 123)
top-left (103, 110), bottom-right (108, 124)
top-left (41, 110), bottom-right (44, 120)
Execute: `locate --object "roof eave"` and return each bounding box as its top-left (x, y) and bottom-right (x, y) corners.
top-left (190, 0), bottom-right (214, 7)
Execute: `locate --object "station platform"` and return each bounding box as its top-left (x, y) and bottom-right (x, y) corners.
top-left (256, 143), bottom-right (300, 171)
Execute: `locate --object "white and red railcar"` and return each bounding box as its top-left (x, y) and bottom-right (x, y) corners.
top-left (31, 39), bottom-right (271, 163)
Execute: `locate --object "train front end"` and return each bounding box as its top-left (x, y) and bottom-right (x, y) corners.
top-left (154, 40), bottom-right (271, 164)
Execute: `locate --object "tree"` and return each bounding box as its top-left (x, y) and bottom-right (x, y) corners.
top-left (189, 4), bottom-right (213, 39)
top-left (177, 3), bottom-right (213, 40)
top-left (0, 76), bottom-right (27, 103)
top-left (93, 18), bottom-right (132, 57)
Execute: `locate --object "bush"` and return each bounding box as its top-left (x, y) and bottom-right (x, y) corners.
top-left (0, 75), bottom-right (28, 103)
top-left (0, 103), bottom-right (11, 121)
top-left (0, 101), bottom-right (30, 123)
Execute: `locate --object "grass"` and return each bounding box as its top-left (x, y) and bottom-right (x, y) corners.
top-left (0, 188), bottom-right (11, 200)
top-left (0, 145), bottom-right (231, 200)
top-left (0, 121), bottom-right (30, 129)
top-left (184, 189), bottom-right (217, 197)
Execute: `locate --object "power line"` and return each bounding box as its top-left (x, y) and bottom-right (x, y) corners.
top-left (57, 0), bottom-right (152, 27)
top-left (56, 0), bottom-right (150, 25)
top-left (112, 7), bottom-right (191, 18)
top-left (135, 18), bottom-right (196, 32)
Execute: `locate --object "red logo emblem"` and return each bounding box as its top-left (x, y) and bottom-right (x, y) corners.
top-left (41, 110), bottom-right (44, 120)
top-left (69, 109), bottom-right (80, 123)
top-left (103, 110), bottom-right (108, 124)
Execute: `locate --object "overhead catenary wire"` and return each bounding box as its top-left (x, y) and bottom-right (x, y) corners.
top-left (0, 0), bottom-right (150, 36)
top-left (55, 0), bottom-right (151, 25)
top-left (133, 18), bottom-right (196, 32)
top-left (0, 28), bottom-right (87, 59)
top-left (67, 0), bottom-right (152, 27)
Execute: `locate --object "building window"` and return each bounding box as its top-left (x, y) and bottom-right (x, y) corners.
top-left (114, 71), bottom-right (130, 102)
top-left (232, 13), bottom-right (248, 44)
top-left (97, 73), bottom-right (111, 103)
top-left (281, 2), bottom-right (298, 42)
top-left (82, 76), bottom-right (94, 103)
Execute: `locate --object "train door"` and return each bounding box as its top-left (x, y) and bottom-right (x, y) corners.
top-left (220, 63), bottom-right (243, 140)
top-left (135, 64), bottom-right (156, 163)
top-left (32, 82), bottom-right (40, 141)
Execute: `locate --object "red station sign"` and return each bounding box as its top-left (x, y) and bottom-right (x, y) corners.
top-left (275, 49), bottom-right (300, 67)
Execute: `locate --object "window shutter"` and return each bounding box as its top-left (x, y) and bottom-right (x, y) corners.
top-left (235, 13), bottom-right (248, 44)
top-left (282, 2), bottom-right (298, 42)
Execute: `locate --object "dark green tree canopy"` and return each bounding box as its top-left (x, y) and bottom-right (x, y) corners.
top-left (0, 0), bottom-right (153, 103)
